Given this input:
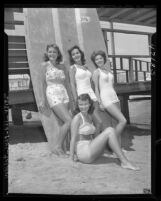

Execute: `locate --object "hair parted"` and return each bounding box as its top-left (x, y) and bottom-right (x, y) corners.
top-left (91, 50), bottom-right (107, 68)
top-left (68, 45), bottom-right (86, 65)
top-left (43, 44), bottom-right (63, 63)
top-left (73, 93), bottom-right (94, 115)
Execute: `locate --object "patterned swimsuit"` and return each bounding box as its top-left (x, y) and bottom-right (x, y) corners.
top-left (46, 61), bottom-right (69, 107)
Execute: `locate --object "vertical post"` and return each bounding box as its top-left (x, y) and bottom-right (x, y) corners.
top-left (148, 34), bottom-right (152, 56)
top-left (102, 29), bottom-right (108, 53)
top-left (110, 22), bottom-right (117, 83)
top-left (120, 57), bottom-right (123, 70)
top-left (144, 72), bottom-right (146, 81)
top-left (128, 57), bottom-right (134, 83)
top-left (135, 60), bottom-right (138, 81)
top-left (126, 70), bottom-right (129, 83)
top-left (11, 105), bottom-right (23, 125)
top-left (119, 95), bottom-right (130, 124)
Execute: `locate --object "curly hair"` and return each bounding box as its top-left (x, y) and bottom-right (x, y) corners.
top-left (68, 45), bottom-right (86, 65)
top-left (43, 44), bottom-right (63, 64)
top-left (91, 50), bottom-right (107, 68)
top-left (73, 93), bottom-right (94, 115)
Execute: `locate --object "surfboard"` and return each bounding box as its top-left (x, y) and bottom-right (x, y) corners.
top-left (24, 8), bottom-right (72, 152)
top-left (24, 8), bottom-right (115, 153)
top-left (57, 8), bottom-right (116, 128)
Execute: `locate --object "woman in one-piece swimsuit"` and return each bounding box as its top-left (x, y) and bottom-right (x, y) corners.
top-left (68, 45), bottom-right (102, 135)
top-left (38, 44), bottom-right (72, 156)
top-left (70, 93), bottom-right (140, 171)
top-left (91, 50), bottom-right (127, 151)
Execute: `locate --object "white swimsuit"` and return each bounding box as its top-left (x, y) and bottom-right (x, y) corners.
top-left (76, 113), bottom-right (96, 163)
top-left (71, 64), bottom-right (97, 101)
top-left (98, 69), bottom-right (119, 107)
top-left (46, 61), bottom-right (69, 107)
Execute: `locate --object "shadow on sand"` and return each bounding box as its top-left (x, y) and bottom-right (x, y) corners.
top-left (9, 123), bottom-right (150, 153)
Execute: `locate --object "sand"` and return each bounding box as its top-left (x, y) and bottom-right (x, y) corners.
top-left (8, 99), bottom-right (151, 195)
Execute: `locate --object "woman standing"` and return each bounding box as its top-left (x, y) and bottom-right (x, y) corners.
top-left (91, 50), bottom-right (127, 149)
top-left (68, 45), bottom-right (102, 135)
top-left (38, 44), bottom-right (72, 156)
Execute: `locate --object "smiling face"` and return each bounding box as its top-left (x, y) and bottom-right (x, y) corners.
top-left (94, 54), bottom-right (105, 68)
top-left (78, 99), bottom-right (90, 114)
top-left (47, 47), bottom-right (58, 62)
top-left (71, 48), bottom-right (82, 64)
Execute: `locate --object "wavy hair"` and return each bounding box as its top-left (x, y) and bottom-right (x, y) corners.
top-left (73, 93), bottom-right (94, 115)
top-left (43, 44), bottom-right (63, 63)
top-left (68, 45), bottom-right (86, 65)
top-left (91, 50), bottom-right (107, 68)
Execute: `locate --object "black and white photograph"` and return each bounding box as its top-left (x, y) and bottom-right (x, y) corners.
top-left (4, 7), bottom-right (156, 195)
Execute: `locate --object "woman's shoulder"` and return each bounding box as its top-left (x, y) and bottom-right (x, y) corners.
top-left (40, 62), bottom-right (49, 73)
top-left (70, 64), bottom-right (76, 69)
top-left (93, 68), bottom-right (100, 76)
top-left (41, 61), bottom-right (48, 67)
top-left (70, 64), bottom-right (76, 72)
top-left (72, 113), bottom-right (81, 124)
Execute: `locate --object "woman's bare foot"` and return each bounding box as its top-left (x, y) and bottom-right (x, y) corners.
top-left (53, 147), bottom-right (68, 158)
top-left (121, 161), bottom-right (140, 171)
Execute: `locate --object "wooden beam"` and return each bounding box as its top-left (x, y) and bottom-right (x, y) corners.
top-left (8, 36), bottom-right (25, 43)
top-left (100, 17), bottom-right (156, 27)
top-left (98, 8), bottom-right (118, 17)
top-left (108, 8), bottom-right (134, 20)
top-left (8, 43), bottom-right (26, 49)
top-left (136, 11), bottom-right (156, 22)
top-left (123, 8), bottom-right (153, 21)
top-left (144, 17), bottom-right (156, 25)
top-left (102, 27), bottom-right (154, 36)
top-left (9, 89), bottom-right (35, 105)
top-left (9, 56), bottom-right (28, 62)
top-left (9, 68), bottom-right (30, 74)
top-left (9, 62), bottom-right (29, 69)
top-left (9, 49), bottom-right (27, 57)
top-left (11, 105), bottom-right (23, 125)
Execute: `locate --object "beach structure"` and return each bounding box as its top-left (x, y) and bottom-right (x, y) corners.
top-left (5, 8), bottom-right (155, 128)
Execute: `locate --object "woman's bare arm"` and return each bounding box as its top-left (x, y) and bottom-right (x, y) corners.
top-left (70, 114), bottom-right (80, 161)
top-left (92, 69), bottom-right (101, 104)
top-left (69, 66), bottom-right (77, 102)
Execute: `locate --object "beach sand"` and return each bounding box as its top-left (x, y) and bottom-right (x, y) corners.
top-left (8, 99), bottom-right (151, 195)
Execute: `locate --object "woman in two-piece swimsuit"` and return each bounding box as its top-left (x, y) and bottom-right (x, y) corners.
top-left (70, 93), bottom-right (140, 170)
top-left (91, 50), bottom-right (127, 150)
top-left (68, 45), bottom-right (102, 135)
top-left (38, 44), bottom-right (72, 156)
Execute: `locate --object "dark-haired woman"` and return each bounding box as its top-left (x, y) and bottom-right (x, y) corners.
top-left (91, 50), bottom-right (127, 151)
top-left (38, 44), bottom-right (72, 156)
top-left (70, 94), bottom-right (140, 170)
top-left (68, 45), bottom-right (102, 135)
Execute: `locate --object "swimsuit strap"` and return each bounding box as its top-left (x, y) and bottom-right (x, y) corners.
top-left (79, 112), bottom-right (85, 126)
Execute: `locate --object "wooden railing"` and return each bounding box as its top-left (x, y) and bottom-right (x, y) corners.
top-left (5, 8), bottom-right (151, 126)
top-left (108, 55), bottom-right (151, 84)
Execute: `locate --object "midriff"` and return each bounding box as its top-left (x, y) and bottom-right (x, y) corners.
top-left (79, 134), bottom-right (93, 141)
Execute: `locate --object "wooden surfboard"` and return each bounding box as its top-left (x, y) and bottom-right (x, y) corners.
top-left (24, 8), bottom-right (115, 153)
top-left (57, 8), bottom-right (116, 128)
top-left (24, 8), bottom-right (70, 152)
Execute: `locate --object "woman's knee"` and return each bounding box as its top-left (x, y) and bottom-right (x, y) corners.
top-left (120, 117), bottom-right (127, 126)
top-left (64, 116), bottom-right (72, 127)
top-left (103, 127), bottom-right (115, 138)
top-left (117, 115), bottom-right (127, 126)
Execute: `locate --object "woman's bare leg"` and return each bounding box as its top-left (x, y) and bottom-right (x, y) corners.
top-left (88, 127), bottom-right (140, 170)
top-left (105, 102), bottom-right (127, 147)
top-left (107, 129), bottom-right (140, 170)
top-left (92, 101), bottom-right (103, 136)
top-left (52, 103), bottom-right (72, 155)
